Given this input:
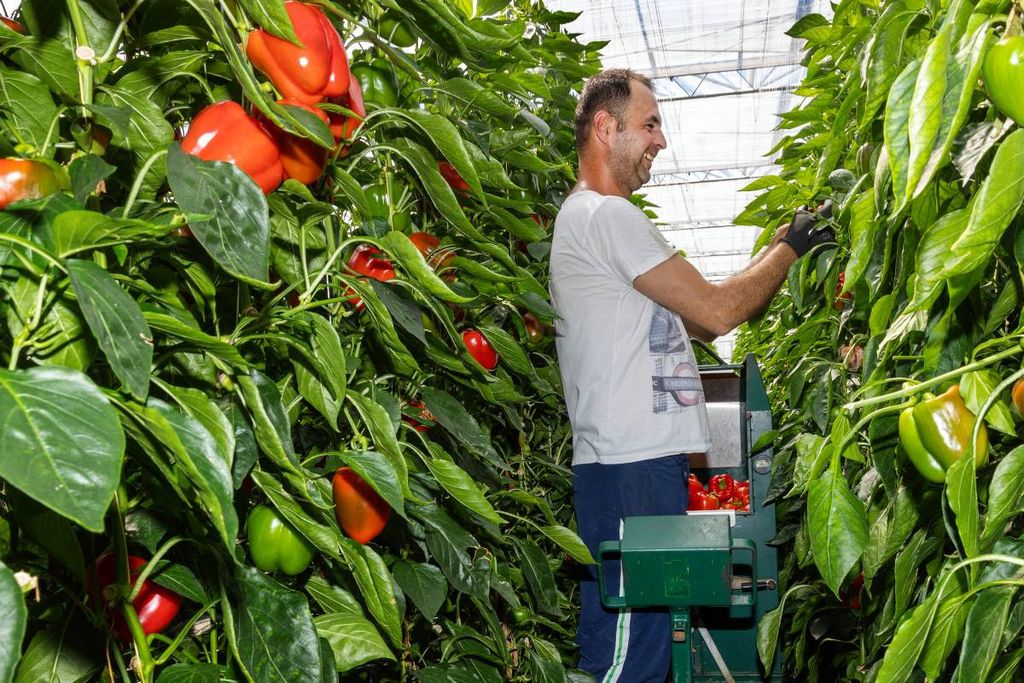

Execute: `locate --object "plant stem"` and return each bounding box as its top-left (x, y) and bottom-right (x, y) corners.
top-left (97, 0), bottom-right (143, 64)
top-left (122, 149), bottom-right (169, 218)
top-left (65, 0), bottom-right (95, 117)
top-left (111, 486), bottom-right (156, 682)
top-left (969, 366), bottom-right (1024, 454)
top-left (844, 344), bottom-right (1023, 413)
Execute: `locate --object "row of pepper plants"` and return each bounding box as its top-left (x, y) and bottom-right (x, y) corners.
top-left (734, 0), bottom-right (1024, 679)
top-left (0, 0), bottom-right (603, 680)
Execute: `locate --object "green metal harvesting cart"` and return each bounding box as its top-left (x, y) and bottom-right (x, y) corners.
top-left (597, 352), bottom-right (782, 682)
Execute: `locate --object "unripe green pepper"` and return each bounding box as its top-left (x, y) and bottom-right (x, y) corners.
top-left (898, 399), bottom-right (946, 483)
top-left (246, 504), bottom-right (315, 575)
top-left (912, 385), bottom-right (988, 469)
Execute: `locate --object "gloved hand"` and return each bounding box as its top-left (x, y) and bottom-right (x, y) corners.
top-left (781, 200), bottom-right (836, 257)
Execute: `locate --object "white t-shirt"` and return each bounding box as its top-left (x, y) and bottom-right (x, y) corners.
top-left (550, 190), bottom-right (711, 466)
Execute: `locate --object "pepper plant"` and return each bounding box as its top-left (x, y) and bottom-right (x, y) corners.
top-left (734, 0), bottom-right (1024, 679)
top-left (0, 0), bottom-right (603, 680)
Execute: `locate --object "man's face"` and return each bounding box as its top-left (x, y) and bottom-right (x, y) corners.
top-left (608, 82), bottom-right (666, 194)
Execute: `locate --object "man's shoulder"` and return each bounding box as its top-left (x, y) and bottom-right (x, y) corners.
top-left (560, 190), bottom-right (645, 222)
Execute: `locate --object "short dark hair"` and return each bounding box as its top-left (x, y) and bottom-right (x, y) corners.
top-left (573, 69), bottom-right (654, 154)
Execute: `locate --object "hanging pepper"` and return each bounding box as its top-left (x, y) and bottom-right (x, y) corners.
top-left (438, 160), bottom-right (470, 193)
top-left (329, 74), bottom-right (365, 145)
top-left (0, 158), bottom-right (68, 209)
top-left (899, 385), bottom-right (989, 482)
top-left (345, 244), bottom-right (395, 310)
top-left (264, 99), bottom-right (331, 184)
top-left (89, 553), bottom-right (183, 641)
top-left (351, 62), bottom-right (398, 107)
top-left (333, 467), bottom-right (391, 543)
top-left (181, 101), bottom-right (284, 194)
top-left (246, 2), bottom-right (350, 104)
top-left (246, 504), bottom-right (315, 575)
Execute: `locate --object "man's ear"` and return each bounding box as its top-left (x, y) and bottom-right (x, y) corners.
top-left (592, 110), bottom-right (616, 146)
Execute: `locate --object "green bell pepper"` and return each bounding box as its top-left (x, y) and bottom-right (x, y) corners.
top-left (246, 504), bottom-right (315, 575)
top-left (899, 385), bottom-right (988, 483)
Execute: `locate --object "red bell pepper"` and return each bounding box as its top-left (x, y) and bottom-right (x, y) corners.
top-left (329, 73), bottom-right (365, 144)
top-left (181, 101), bottom-right (284, 194)
top-left (89, 553), bottom-right (183, 641)
top-left (265, 99), bottom-right (331, 184)
top-left (709, 474), bottom-right (735, 503)
top-left (345, 244), bottom-right (395, 310)
top-left (333, 467), bottom-right (391, 543)
top-left (0, 158), bottom-right (68, 209)
top-left (690, 491), bottom-right (721, 511)
top-left (438, 160), bottom-right (470, 192)
top-left (246, 2), bottom-right (350, 104)
top-left (687, 474), bottom-right (704, 503)
top-left (462, 328), bottom-right (499, 371)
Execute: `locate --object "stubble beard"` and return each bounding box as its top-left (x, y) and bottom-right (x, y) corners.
top-left (609, 131), bottom-right (650, 193)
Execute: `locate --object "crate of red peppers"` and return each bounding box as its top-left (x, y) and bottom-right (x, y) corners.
top-left (686, 473), bottom-right (750, 512)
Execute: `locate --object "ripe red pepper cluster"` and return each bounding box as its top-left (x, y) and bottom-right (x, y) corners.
top-left (180, 2), bottom-right (363, 195)
top-left (687, 473), bottom-right (751, 512)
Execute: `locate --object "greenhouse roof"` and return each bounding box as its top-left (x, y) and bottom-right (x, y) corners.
top-left (548, 0), bottom-right (833, 355)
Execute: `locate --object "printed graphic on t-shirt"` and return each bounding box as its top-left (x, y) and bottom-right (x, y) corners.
top-left (649, 304), bottom-right (705, 413)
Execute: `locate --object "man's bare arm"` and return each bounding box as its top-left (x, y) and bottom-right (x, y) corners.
top-left (633, 242), bottom-right (797, 340)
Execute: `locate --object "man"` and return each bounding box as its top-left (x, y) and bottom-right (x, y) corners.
top-left (549, 68), bottom-right (833, 682)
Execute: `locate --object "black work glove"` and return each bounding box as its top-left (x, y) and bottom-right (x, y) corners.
top-left (781, 200), bottom-right (836, 258)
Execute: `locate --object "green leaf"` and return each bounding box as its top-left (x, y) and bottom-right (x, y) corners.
top-left (439, 78), bottom-right (518, 119)
top-left (380, 231), bottom-right (473, 303)
top-left (517, 538), bottom-right (561, 616)
top-left (237, 0), bottom-right (298, 42)
top-left (414, 503), bottom-right (487, 599)
top-left (67, 259), bottom-right (153, 401)
top-left (807, 464), bottom-right (868, 595)
top-left (159, 383), bottom-right (234, 468)
top-left (538, 525), bottom-right (594, 564)
top-left (906, 207), bottom-right (970, 312)
top-left (981, 445), bottom-right (1024, 549)
top-left (876, 596), bottom-right (938, 683)
top-left (154, 663), bottom-right (223, 683)
top-left (757, 584), bottom-right (816, 674)
top-left (238, 371), bottom-right (300, 473)
top-left (957, 585), bottom-right (1015, 682)
top-left (337, 450), bottom-right (406, 521)
top-left (911, 20), bottom-right (989, 198)
top-left (68, 156), bottom-right (116, 205)
top-left (945, 451), bottom-right (979, 558)
top-left (919, 591), bottom-right (968, 680)
top-left (166, 144), bottom-right (271, 286)
top-left (314, 613), bottom-right (395, 673)
top-left (423, 455), bottom-right (501, 524)
top-left (148, 398), bottom-right (238, 551)
top-left (0, 366), bottom-right (123, 532)
top-left (346, 392), bottom-right (410, 498)
top-left (389, 138), bottom-right (486, 241)
top-left (842, 191), bottom-right (877, 291)
top-left (0, 561), bottom-right (26, 683)
top-left (947, 129), bottom-right (1024, 277)
top-left (475, 323), bottom-right (532, 376)
top-left (388, 109), bottom-right (482, 199)
top-left (305, 576), bottom-right (364, 617)
top-left (961, 370), bottom-right (1015, 435)
top-left (10, 38), bottom-right (78, 99)
top-left (13, 628), bottom-right (97, 683)
top-left (0, 67), bottom-right (57, 154)
top-left (144, 312), bottom-right (247, 366)
top-left (336, 539), bottom-right (403, 648)
top-left (233, 565), bottom-right (323, 683)
top-left (421, 387), bottom-right (505, 469)
top-left (52, 210), bottom-right (166, 257)
top-left (883, 58), bottom-right (921, 207)
top-left (393, 560), bottom-right (447, 621)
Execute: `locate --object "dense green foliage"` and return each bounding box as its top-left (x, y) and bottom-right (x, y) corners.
top-left (735, 0), bottom-right (1024, 679)
top-left (0, 0), bottom-right (604, 680)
